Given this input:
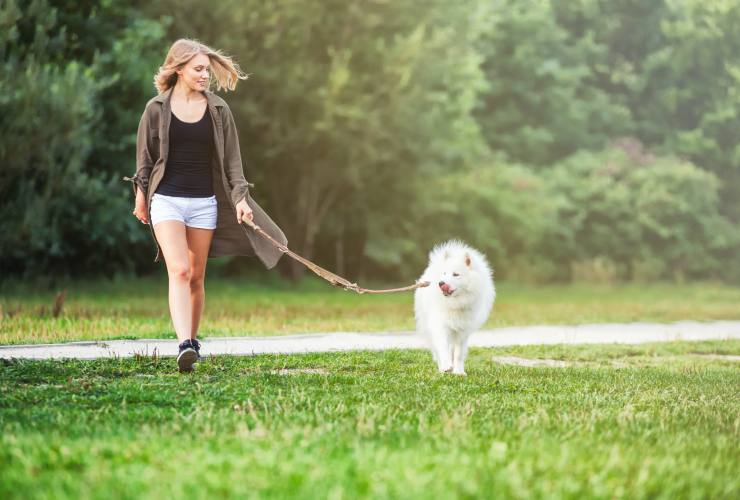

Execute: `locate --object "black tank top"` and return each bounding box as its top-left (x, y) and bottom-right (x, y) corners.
top-left (155, 107), bottom-right (215, 197)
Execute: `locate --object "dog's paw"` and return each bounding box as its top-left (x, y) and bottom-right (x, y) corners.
top-left (452, 370), bottom-right (467, 377)
top-left (439, 366), bottom-right (453, 373)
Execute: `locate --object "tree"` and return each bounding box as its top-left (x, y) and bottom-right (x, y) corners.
top-left (0, 0), bottom-right (167, 278)
top-left (152, 0), bottom-right (490, 281)
top-left (474, 0), bottom-right (632, 166)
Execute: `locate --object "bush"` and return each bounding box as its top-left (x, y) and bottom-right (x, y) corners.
top-left (0, 0), bottom-right (167, 279)
top-left (365, 141), bottom-right (740, 284)
top-left (543, 140), bottom-right (740, 282)
top-left (365, 159), bottom-right (558, 282)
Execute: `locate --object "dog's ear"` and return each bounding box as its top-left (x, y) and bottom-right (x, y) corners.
top-left (464, 253), bottom-right (471, 267)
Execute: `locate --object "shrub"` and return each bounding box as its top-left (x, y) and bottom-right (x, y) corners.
top-left (543, 140), bottom-right (740, 282)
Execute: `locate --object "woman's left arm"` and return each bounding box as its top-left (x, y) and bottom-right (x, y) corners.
top-left (222, 104), bottom-right (254, 222)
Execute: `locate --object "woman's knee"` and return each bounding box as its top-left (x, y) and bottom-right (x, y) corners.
top-left (167, 263), bottom-right (192, 282)
top-left (189, 273), bottom-right (205, 289)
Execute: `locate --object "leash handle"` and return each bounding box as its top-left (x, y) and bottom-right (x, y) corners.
top-left (240, 215), bottom-right (259, 230)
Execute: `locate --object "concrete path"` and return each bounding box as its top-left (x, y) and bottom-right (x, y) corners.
top-left (1, 321), bottom-right (739, 360)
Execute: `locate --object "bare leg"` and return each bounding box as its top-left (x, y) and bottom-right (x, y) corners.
top-left (153, 220), bottom-right (192, 342)
top-left (186, 226), bottom-right (215, 340)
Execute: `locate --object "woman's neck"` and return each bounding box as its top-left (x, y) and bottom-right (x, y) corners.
top-left (172, 81), bottom-right (204, 102)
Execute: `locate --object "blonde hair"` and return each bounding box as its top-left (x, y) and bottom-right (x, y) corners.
top-left (154, 38), bottom-right (248, 94)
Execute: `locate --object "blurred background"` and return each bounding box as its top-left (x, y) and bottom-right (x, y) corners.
top-left (2, 0), bottom-right (740, 287)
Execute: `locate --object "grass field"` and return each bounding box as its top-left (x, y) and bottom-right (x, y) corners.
top-left (1, 340), bottom-right (738, 498)
top-left (2, 276), bottom-right (740, 345)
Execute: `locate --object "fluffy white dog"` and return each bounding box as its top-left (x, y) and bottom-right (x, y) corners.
top-left (414, 239), bottom-right (495, 375)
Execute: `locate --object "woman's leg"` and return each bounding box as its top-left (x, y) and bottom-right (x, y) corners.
top-left (153, 220), bottom-right (192, 343)
top-left (186, 226), bottom-right (215, 340)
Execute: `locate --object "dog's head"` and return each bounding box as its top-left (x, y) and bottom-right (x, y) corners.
top-left (436, 249), bottom-right (475, 297)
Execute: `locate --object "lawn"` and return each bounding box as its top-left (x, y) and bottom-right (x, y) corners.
top-left (2, 276), bottom-right (740, 345)
top-left (1, 340), bottom-right (738, 498)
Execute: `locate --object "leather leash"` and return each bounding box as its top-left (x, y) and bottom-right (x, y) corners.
top-left (239, 217), bottom-right (430, 294)
top-left (123, 172), bottom-right (427, 293)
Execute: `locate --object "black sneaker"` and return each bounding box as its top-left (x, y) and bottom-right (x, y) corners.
top-left (177, 339), bottom-right (197, 373)
top-left (191, 338), bottom-right (203, 361)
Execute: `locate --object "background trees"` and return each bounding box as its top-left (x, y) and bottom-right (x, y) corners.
top-left (0, 0), bottom-right (167, 277)
top-left (2, 0), bottom-right (739, 283)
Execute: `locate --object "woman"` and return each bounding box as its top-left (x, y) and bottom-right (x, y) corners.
top-left (128, 39), bottom-right (288, 373)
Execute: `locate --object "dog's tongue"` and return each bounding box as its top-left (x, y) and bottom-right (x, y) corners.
top-left (440, 283), bottom-right (452, 295)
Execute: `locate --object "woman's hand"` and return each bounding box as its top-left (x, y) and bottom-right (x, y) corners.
top-left (235, 198), bottom-right (254, 224)
top-left (133, 190), bottom-right (149, 224)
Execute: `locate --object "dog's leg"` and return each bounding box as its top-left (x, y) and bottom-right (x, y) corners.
top-left (452, 335), bottom-right (469, 376)
top-left (427, 335), bottom-right (439, 365)
top-left (417, 322), bottom-right (440, 366)
top-left (429, 327), bottom-right (453, 373)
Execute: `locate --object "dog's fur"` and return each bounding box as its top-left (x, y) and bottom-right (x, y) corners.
top-left (414, 240), bottom-right (495, 375)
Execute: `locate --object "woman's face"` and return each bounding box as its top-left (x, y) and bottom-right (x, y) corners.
top-left (176, 53), bottom-right (210, 91)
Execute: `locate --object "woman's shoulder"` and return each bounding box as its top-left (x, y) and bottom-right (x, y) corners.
top-left (142, 96), bottom-right (161, 114)
top-left (205, 90), bottom-right (230, 111)
top-left (139, 96), bottom-right (165, 125)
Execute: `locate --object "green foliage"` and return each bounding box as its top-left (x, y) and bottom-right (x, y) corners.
top-left (632, 0), bottom-right (740, 172)
top-left (2, 0), bottom-right (740, 283)
top-left (477, 0), bottom-right (740, 219)
top-left (0, 59), bottom-right (95, 273)
top-left (87, 15), bottom-right (170, 177)
top-left (475, 0), bottom-right (633, 165)
top-left (364, 141), bottom-right (740, 284)
top-left (366, 159), bottom-right (558, 282)
top-left (0, 0), bottom-right (167, 277)
top-left (543, 140), bottom-right (740, 281)
top-left (551, 0), bottom-right (740, 218)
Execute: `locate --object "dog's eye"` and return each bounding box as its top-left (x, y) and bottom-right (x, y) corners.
top-left (452, 272), bottom-right (459, 277)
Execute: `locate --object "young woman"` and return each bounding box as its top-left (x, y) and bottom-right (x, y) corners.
top-left (128, 39), bottom-right (288, 373)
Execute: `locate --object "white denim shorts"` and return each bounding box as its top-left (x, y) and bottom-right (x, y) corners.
top-left (150, 193), bottom-right (218, 230)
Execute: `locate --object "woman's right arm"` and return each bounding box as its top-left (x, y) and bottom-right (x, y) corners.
top-left (134, 107), bottom-right (155, 197)
top-left (130, 107), bottom-right (155, 224)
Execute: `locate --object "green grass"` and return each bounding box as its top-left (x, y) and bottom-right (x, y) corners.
top-left (1, 341), bottom-right (738, 498)
top-left (2, 276), bottom-right (740, 345)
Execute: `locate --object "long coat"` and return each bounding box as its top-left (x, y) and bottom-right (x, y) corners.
top-left (125, 86), bottom-right (288, 269)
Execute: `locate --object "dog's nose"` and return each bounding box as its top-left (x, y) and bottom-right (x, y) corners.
top-left (438, 281), bottom-right (445, 287)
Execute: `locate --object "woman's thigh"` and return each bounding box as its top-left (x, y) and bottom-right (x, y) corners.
top-left (186, 227), bottom-right (215, 281)
top-left (153, 220), bottom-right (190, 275)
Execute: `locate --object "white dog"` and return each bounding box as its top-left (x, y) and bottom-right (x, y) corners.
top-left (414, 239), bottom-right (495, 375)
